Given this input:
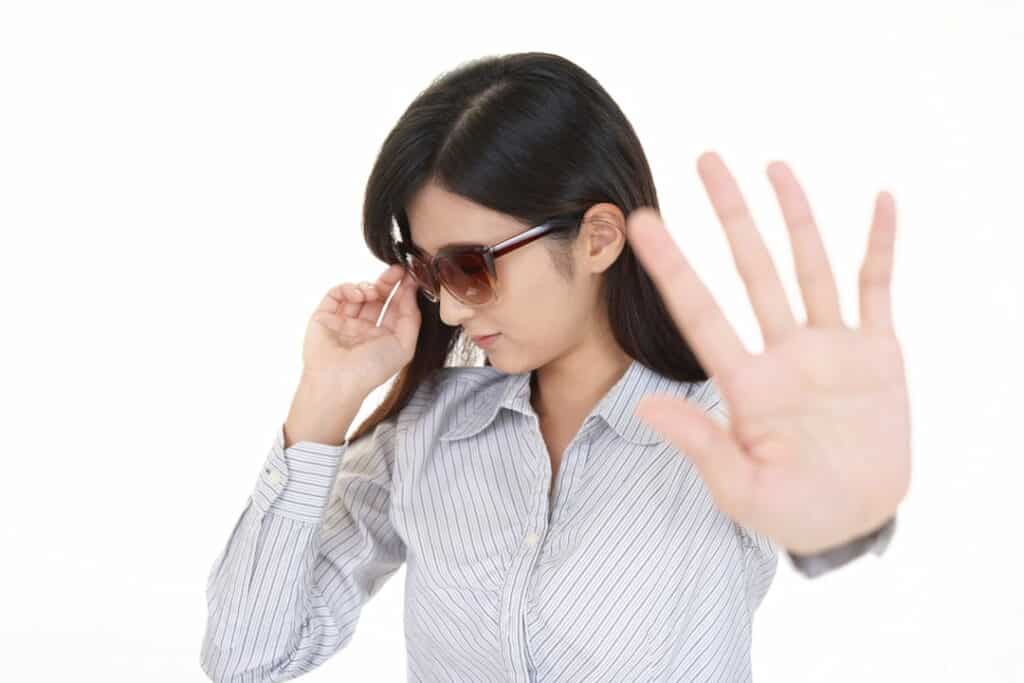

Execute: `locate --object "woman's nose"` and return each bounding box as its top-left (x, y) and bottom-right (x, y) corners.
top-left (438, 285), bottom-right (474, 327)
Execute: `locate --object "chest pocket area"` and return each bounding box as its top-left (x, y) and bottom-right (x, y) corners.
top-left (392, 440), bottom-right (529, 593)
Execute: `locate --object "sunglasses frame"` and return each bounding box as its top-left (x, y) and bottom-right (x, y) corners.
top-left (392, 211), bottom-right (585, 306)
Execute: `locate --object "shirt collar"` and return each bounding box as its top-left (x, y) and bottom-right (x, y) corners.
top-left (440, 357), bottom-right (694, 445)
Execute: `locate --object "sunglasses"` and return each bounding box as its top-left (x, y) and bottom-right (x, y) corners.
top-left (392, 212), bottom-right (584, 306)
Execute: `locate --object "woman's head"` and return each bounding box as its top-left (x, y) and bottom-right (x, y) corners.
top-left (402, 179), bottom-right (628, 377)
top-left (348, 51), bottom-right (707, 443)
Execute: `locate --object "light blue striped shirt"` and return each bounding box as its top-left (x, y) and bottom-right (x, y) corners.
top-left (201, 358), bottom-right (782, 681)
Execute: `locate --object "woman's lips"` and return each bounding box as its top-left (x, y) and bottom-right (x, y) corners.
top-left (471, 333), bottom-right (501, 347)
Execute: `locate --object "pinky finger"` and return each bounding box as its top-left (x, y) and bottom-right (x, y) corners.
top-left (858, 191), bottom-right (897, 334)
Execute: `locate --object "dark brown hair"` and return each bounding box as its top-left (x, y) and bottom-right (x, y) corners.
top-left (348, 51), bottom-right (707, 444)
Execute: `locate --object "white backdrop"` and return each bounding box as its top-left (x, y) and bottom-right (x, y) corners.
top-left (1, 0), bottom-right (1021, 680)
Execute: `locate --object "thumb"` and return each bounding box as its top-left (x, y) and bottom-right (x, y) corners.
top-left (636, 394), bottom-right (755, 520)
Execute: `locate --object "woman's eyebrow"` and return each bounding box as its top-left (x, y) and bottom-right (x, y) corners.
top-left (409, 239), bottom-right (435, 257)
top-left (410, 221), bottom-right (517, 256)
top-left (411, 237), bottom-right (486, 257)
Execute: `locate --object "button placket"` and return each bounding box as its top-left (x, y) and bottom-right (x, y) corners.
top-left (502, 465), bottom-right (549, 683)
top-left (520, 501), bottom-right (547, 681)
top-left (548, 420), bottom-right (596, 530)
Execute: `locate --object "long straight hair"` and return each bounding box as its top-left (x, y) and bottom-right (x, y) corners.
top-left (348, 52), bottom-right (707, 444)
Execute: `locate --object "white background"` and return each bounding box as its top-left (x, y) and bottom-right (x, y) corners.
top-left (1, 0), bottom-right (1021, 680)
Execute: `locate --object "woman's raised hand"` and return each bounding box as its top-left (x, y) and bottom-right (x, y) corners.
top-left (302, 263), bottom-right (421, 395)
top-left (626, 151), bottom-right (911, 556)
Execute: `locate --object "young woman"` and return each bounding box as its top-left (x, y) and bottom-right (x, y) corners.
top-left (201, 52), bottom-right (909, 682)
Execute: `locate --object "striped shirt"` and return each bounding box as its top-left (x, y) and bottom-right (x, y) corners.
top-left (201, 357), bottom-right (780, 682)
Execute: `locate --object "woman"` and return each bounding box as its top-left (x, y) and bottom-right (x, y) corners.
top-left (201, 52), bottom-right (909, 682)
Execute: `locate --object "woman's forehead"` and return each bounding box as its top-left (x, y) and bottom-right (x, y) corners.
top-left (406, 181), bottom-right (526, 254)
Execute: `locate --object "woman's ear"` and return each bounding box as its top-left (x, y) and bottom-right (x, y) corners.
top-left (581, 203), bottom-right (627, 273)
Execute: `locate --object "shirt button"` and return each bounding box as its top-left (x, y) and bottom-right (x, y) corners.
top-left (524, 532), bottom-right (540, 546)
top-left (268, 469), bottom-right (284, 486)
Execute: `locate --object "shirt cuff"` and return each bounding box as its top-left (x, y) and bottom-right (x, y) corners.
top-left (787, 514), bottom-right (898, 579)
top-left (250, 423), bottom-right (349, 524)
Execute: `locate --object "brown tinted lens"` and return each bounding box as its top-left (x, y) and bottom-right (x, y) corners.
top-left (438, 251), bottom-right (493, 305)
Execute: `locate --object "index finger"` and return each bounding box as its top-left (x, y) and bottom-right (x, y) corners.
top-left (377, 262), bottom-right (407, 289)
top-left (626, 207), bottom-right (750, 378)
top-left (319, 263), bottom-right (407, 317)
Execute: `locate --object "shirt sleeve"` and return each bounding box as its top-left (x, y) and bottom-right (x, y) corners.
top-left (200, 414), bottom-right (405, 682)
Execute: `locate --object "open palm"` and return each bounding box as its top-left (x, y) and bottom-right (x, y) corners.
top-left (628, 151), bottom-right (911, 555)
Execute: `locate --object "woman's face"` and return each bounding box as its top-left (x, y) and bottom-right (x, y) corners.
top-left (405, 180), bottom-right (625, 375)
